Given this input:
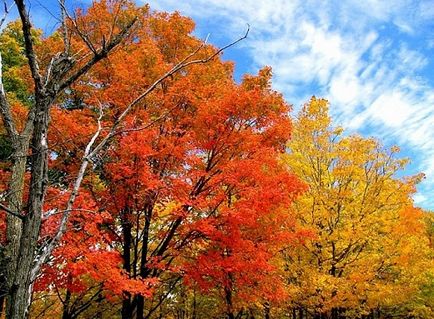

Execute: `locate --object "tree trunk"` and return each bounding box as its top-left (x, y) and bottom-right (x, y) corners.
top-left (6, 101), bottom-right (50, 319)
top-left (225, 285), bottom-right (235, 319)
top-left (136, 206), bottom-right (152, 319)
top-left (332, 307), bottom-right (338, 319)
top-left (121, 214), bottom-right (133, 319)
top-left (264, 302), bottom-right (270, 319)
top-left (192, 288), bottom-right (197, 319)
top-left (3, 135), bottom-right (31, 315)
top-left (61, 289), bottom-right (72, 319)
top-left (0, 244), bottom-right (8, 316)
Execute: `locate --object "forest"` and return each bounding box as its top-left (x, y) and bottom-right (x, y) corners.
top-left (0, 1), bottom-right (432, 319)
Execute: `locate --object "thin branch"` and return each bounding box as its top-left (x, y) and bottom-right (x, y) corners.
top-left (33, 0), bottom-right (61, 25)
top-left (0, 52), bottom-right (18, 139)
top-left (57, 16), bottom-right (138, 92)
top-left (43, 208), bottom-right (96, 219)
top-left (15, 0), bottom-right (44, 93)
top-left (59, 0), bottom-right (70, 53)
top-left (0, 1), bottom-right (15, 29)
top-left (109, 104), bottom-right (178, 137)
top-left (107, 0), bottom-right (124, 44)
top-left (144, 277), bottom-right (181, 319)
top-left (71, 287), bottom-right (103, 318)
top-left (0, 203), bottom-right (24, 219)
top-left (179, 24), bottom-right (249, 68)
top-left (88, 25), bottom-right (249, 159)
top-left (57, 0), bottom-right (97, 54)
top-left (30, 104), bottom-right (104, 281)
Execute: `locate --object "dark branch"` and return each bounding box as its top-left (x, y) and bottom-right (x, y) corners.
top-left (0, 1), bottom-right (14, 29)
top-left (58, 0), bottom-right (97, 54)
top-left (0, 203), bottom-right (24, 220)
top-left (59, 0), bottom-right (70, 53)
top-left (57, 16), bottom-right (138, 93)
top-left (15, 0), bottom-right (43, 93)
top-left (0, 87), bottom-right (18, 139)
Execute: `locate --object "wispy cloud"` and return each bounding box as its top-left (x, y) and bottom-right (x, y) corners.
top-left (148, 0), bottom-right (434, 208)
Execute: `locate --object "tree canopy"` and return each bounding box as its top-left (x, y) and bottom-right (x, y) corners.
top-left (0, 2), bottom-right (432, 319)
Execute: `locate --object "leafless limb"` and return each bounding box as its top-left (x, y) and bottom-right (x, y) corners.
top-left (31, 103), bottom-right (104, 281)
top-left (43, 208), bottom-right (96, 219)
top-left (59, 0), bottom-right (70, 53)
top-left (58, 0), bottom-right (97, 54)
top-left (0, 203), bottom-right (23, 219)
top-left (107, 0), bottom-right (125, 45)
top-left (110, 104), bottom-right (179, 137)
top-left (0, 0), bottom-right (14, 28)
top-left (15, 0), bottom-right (44, 93)
top-left (0, 52), bottom-right (18, 139)
top-left (57, 16), bottom-right (137, 92)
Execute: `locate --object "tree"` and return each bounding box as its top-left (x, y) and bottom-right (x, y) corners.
top-left (33, 22), bottom-right (304, 317)
top-left (282, 97), bottom-right (432, 319)
top-left (0, 1), bottom-right (248, 318)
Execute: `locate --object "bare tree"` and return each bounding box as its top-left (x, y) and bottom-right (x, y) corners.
top-left (0, 1), bottom-right (248, 318)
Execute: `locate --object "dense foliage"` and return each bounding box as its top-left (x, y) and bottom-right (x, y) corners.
top-left (0, 1), bottom-right (432, 319)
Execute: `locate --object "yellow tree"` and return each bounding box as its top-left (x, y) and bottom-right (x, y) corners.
top-left (282, 97), bottom-right (432, 319)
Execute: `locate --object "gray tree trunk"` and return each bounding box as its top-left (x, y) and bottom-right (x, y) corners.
top-left (6, 99), bottom-right (50, 318)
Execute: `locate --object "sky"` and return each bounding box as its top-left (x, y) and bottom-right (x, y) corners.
top-left (3, 0), bottom-right (434, 209)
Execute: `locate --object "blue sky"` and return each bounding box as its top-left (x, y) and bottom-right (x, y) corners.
top-left (4, 1), bottom-right (434, 209)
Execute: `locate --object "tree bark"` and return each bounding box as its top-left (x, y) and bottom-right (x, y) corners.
top-left (263, 302), bottom-right (270, 319)
top-left (225, 285), bottom-right (235, 319)
top-left (4, 134), bottom-right (30, 306)
top-left (136, 205), bottom-right (152, 319)
top-left (62, 289), bottom-right (72, 319)
top-left (6, 99), bottom-right (50, 319)
top-left (121, 213), bottom-right (133, 319)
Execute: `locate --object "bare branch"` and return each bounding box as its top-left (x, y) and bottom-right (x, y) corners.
top-left (180, 24), bottom-right (249, 68)
top-left (107, 0), bottom-right (124, 44)
top-left (31, 103), bottom-right (104, 281)
top-left (0, 1), bottom-right (14, 29)
top-left (57, 16), bottom-right (138, 93)
top-left (58, 0), bottom-right (97, 54)
top-left (15, 0), bottom-right (44, 93)
top-left (59, 0), bottom-right (70, 53)
top-left (110, 104), bottom-right (178, 138)
top-left (0, 52), bottom-right (18, 139)
top-left (43, 208), bottom-right (96, 219)
top-left (0, 202), bottom-right (24, 219)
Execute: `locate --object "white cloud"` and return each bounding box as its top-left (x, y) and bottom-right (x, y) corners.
top-left (413, 193), bottom-right (427, 204)
top-left (369, 92), bottom-right (414, 127)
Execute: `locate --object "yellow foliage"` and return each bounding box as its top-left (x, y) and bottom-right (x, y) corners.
top-left (281, 97), bottom-right (433, 318)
